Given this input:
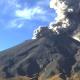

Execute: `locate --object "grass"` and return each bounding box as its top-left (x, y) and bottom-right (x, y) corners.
top-left (0, 73), bottom-right (80, 80)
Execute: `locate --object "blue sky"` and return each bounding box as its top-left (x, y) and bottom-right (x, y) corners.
top-left (0, 0), bottom-right (56, 51)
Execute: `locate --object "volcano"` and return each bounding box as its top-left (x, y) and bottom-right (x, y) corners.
top-left (0, 27), bottom-right (80, 80)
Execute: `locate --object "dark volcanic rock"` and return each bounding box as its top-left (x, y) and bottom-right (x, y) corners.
top-left (0, 28), bottom-right (80, 79)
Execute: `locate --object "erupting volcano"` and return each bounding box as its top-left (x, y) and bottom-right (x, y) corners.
top-left (0, 0), bottom-right (80, 80)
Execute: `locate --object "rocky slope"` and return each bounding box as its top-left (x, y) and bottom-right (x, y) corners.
top-left (0, 27), bottom-right (80, 80)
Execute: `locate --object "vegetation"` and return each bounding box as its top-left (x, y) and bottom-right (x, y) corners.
top-left (0, 73), bottom-right (80, 80)
top-left (0, 76), bottom-right (31, 80)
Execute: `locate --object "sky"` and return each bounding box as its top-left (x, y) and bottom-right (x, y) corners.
top-left (0, 0), bottom-right (56, 51)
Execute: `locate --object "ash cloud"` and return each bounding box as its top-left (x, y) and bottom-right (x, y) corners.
top-left (32, 0), bottom-right (80, 40)
top-left (49, 0), bottom-right (80, 35)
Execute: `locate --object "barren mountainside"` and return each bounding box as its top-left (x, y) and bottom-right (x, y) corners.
top-left (0, 28), bottom-right (80, 80)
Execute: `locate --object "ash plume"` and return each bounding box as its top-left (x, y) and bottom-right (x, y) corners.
top-left (32, 0), bottom-right (80, 40)
top-left (49, 0), bottom-right (80, 35)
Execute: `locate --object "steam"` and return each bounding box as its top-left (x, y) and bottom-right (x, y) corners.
top-left (32, 0), bottom-right (80, 40)
top-left (49, 0), bottom-right (80, 35)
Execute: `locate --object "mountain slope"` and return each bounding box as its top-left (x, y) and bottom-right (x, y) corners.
top-left (0, 28), bottom-right (80, 80)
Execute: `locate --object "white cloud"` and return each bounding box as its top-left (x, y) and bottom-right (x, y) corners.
top-left (15, 6), bottom-right (46, 20)
top-left (17, 23), bottom-right (24, 28)
top-left (0, 0), bottom-right (22, 15)
top-left (6, 19), bottom-right (24, 29)
top-left (0, 0), bottom-right (54, 29)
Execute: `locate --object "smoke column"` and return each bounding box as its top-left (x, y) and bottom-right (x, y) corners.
top-left (49, 0), bottom-right (80, 37)
top-left (32, 0), bottom-right (80, 41)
